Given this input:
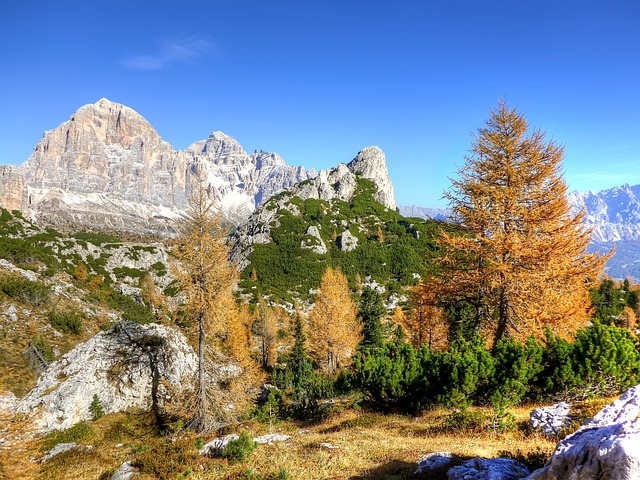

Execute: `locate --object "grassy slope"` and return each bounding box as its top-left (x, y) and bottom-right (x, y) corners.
top-left (0, 397), bottom-right (614, 480)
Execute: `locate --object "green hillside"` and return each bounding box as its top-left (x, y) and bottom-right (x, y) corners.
top-left (238, 178), bottom-right (458, 305)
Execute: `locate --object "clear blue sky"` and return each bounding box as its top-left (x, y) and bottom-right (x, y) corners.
top-left (1, 1), bottom-right (639, 208)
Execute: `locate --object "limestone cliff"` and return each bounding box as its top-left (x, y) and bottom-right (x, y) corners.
top-left (0, 165), bottom-right (26, 211)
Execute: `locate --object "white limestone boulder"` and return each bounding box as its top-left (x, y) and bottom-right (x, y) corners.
top-left (527, 384), bottom-right (640, 480)
top-left (447, 457), bottom-right (530, 480)
top-left (529, 402), bottom-right (572, 437)
top-left (17, 321), bottom-right (199, 433)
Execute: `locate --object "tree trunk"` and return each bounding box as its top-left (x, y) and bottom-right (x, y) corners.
top-left (196, 311), bottom-right (207, 432)
top-left (493, 287), bottom-right (509, 350)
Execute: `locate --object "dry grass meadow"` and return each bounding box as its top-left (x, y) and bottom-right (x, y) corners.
top-left (0, 397), bottom-right (612, 480)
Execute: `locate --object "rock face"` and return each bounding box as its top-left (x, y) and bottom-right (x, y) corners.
top-left (348, 146), bottom-right (395, 211)
top-left (529, 402), bottom-right (572, 437)
top-left (338, 230), bottom-right (358, 252)
top-left (569, 185), bottom-right (640, 242)
top-left (398, 204), bottom-right (450, 222)
top-left (528, 384), bottom-right (640, 480)
top-left (0, 98), bottom-right (313, 233)
top-left (301, 226), bottom-right (327, 254)
top-left (0, 165), bottom-right (25, 211)
top-left (17, 321), bottom-right (198, 432)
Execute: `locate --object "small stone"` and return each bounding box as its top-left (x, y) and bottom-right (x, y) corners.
top-left (111, 461), bottom-right (137, 480)
top-left (319, 442), bottom-right (340, 449)
top-left (41, 443), bottom-right (79, 463)
top-left (253, 433), bottom-right (292, 445)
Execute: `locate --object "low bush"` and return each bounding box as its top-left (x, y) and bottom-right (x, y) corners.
top-left (352, 323), bottom-right (640, 412)
top-left (221, 430), bottom-right (258, 463)
top-left (49, 311), bottom-right (84, 335)
top-left (43, 422), bottom-right (92, 451)
top-left (0, 276), bottom-right (50, 305)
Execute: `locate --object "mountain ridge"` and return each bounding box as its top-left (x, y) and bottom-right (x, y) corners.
top-left (0, 98), bottom-right (318, 233)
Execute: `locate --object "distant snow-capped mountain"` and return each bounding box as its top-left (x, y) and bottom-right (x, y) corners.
top-left (397, 205), bottom-right (450, 222)
top-left (569, 184), bottom-right (640, 242)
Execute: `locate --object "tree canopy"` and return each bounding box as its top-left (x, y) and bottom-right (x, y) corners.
top-left (431, 101), bottom-right (611, 347)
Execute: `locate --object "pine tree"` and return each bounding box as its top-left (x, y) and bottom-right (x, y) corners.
top-left (358, 287), bottom-right (386, 349)
top-left (432, 101), bottom-right (611, 347)
top-left (403, 282), bottom-right (448, 351)
top-left (74, 262), bottom-right (89, 283)
top-left (89, 394), bottom-right (104, 420)
top-left (140, 273), bottom-right (156, 307)
top-left (308, 267), bottom-right (361, 374)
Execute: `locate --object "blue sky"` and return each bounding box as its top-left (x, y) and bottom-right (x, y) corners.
top-left (1, 1), bottom-right (639, 208)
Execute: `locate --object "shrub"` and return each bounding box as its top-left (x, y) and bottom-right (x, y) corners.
top-left (49, 311), bottom-right (84, 335)
top-left (572, 322), bottom-right (640, 395)
top-left (32, 335), bottom-right (55, 362)
top-left (105, 292), bottom-right (155, 324)
top-left (0, 276), bottom-right (50, 305)
top-left (43, 422), bottom-right (92, 450)
top-left (221, 430), bottom-right (258, 463)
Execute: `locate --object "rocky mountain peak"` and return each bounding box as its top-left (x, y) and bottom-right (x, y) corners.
top-left (347, 146), bottom-right (396, 211)
top-left (0, 99), bottom-right (315, 233)
top-left (230, 146), bottom-right (397, 269)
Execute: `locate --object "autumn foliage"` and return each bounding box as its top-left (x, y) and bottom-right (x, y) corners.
top-left (308, 267), bottom-right (361, 374)
top-left (431, 101), bottom-right (611, 347)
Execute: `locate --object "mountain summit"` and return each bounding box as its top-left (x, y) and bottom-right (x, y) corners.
top-left (0, 99), bottom-right (318, 233)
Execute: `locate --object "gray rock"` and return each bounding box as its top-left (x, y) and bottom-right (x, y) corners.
top-left (448, 457), bottom-right (530, 480)
top-left (338, 230), bottom-right (358, 252)
top-left (301, 226), bottom-right (327, 254)
top-left (199, 434), bottom-right (240, 457)
top-left (416, 452), bottom-right (455, 476)
top-left (253, 433), bottom-right (291, 445)
top-left (17, 321), bottom-right (200, 433)
top-left (4, 304), bottom-right (18, 322)
top-left (41, 442), bottom-right (80, 463)
top-left (0, 391), bottom-right (18, 414)
top-left (529, 402), bottom-right (571, 437)
top-left (528, 384), bottom-right (640, 480)
top-left (0, 259), bottom-right (37, 282)
top-left (111, 461), bottom-right (137, 480)
top-left (0, 165), bottom-right (25, 211)
top-left (348, 146), bottom-right (396, 211)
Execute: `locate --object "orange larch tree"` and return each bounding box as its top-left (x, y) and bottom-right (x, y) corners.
top-left (402, 282), bottom-right (449, 351)
top-left (308, 267), bottom-right (361, 374)
top-left (431, 101), bottom-right (611, 347)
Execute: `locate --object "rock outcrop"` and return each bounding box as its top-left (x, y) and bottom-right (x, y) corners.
top-left (528, 384), bottom-right (640, 479)
top-left (17, 321), bottom-right (199, 432)
top-left (0, 165), bottom-right (25, 211)
top-left (529, 402), bottom-right (572, 437)
top-left (230, 147), bottom-right (397, 269)
top-left (0, 98), bottom-right (314, 234)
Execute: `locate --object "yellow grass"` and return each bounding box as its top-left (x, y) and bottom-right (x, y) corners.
top-left (0, 401), bottom-right (581, 480)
